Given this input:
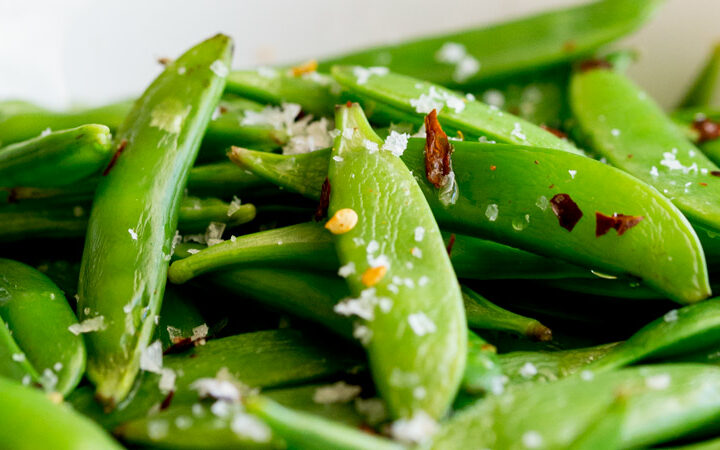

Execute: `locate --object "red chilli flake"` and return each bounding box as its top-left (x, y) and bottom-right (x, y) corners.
top-left (163, 337), bottom-right (194, 355)
top-left (102, 139), bottom-right (128, 176)
top-left (540, 124), bottom-right (568, 139)
top-left (550, 193), bottom-right (583, 232)
top-left (579, 59), bottom-right (613, 73)
top-left (424, 109), bottom-right (453, 188)
top-left (160, 390), bottom-right (175, 410)
top-left (595, 212), bottom-right (644, 237)
top-left (314, 177), bottom-right (331, 221)
top-left (711, 171), bottom-right (720, 177)
top-left (693, 118), bottom-right (720, 144)
top-left (446, 233), bottom-right (456, 256)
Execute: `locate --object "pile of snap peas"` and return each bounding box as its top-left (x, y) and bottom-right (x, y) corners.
top-left (7, 0), bottom-right (720, 448)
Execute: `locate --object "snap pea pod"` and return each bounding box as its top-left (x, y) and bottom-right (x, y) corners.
top-left (570, 66), bottom-right (720, 233)
top-left (461, 331), bottom-right (504, 396)
top-left (462, 285), bottom-right (551, 341)
top-left (68, 329), bottom-right (362, 429)
top-left (316, 0), bottom-right (662, 87)
top-left (153, 286), bottom-right (206, 351)
top-left (332, 66), bottom-right (582, 154)
top-left (0, 195), bottom-right (255, 242)
top-left (0, 376), bottom-right (122, 450)
top-left (585, 298), bottom-right (720, 373)
top-left (0, 316), bottom-right (40, 383)
top-left (226, 69), bottom-right (339, 117)
top-left (231, 138), bottom-right (708, 303)
top-left (77, 34), bottom-right (232, 406)
top-left (428, 364), bottom-right (720, 450)
top-left (245, 395), bottom-right (403, 450)
top-left (679, 43), bottom-right (720, 109)
top-left (540, 277), bottom-right (663, 299)
top-left (0, 99), bottom-right (131, 147)
top-left (0, 258), bottom-right (85, 396)
top-left (0, 124), bottom-right (112, 188)
top-left (329, 103), bottom-right (467, 419)
top-left (566, 394), bottom-right (627, 450)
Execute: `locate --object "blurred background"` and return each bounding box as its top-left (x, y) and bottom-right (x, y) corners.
top-left (0, 0), bottom-right (716, 110)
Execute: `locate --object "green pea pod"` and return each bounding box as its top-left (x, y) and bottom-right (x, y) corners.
top-left (317, 0), bottom-right (663, 87)
top-left (0, 195), bottom-right (255, 242)
top-left (0, 124), bottom-right (112, 188)
top-left (663, 437), bottom-right (720, 450)
top-left (566, 394), bottom-right (627, 450)
top-left (540, 277), bottom-right (663, 299)
top-left (0, 99), bottom-right (131, 147)
top-left (231, 139), bottom-right (708, 303)
top-left (332, 66), bottom-right (582, 154)
top-left (0, 317), bottom-right (40, 384)
top-left (679, 43), bottom-right (720, 109)
top-left (462, 331), bottom-right (504, 396)
top-left (0, 259), bottom-right (85, 395)
top-left (429, 364), bottom-right (720, 450)
top-left (462, 285), bottom-right (552, 341)
top-left (68, 329), bottom-right (362, 429)
top-left (585, 298), bottom-right (720, 373)
top-left (114, 402), bottom-right (278, 449)
top-left (153, 286), bottom-right (206, 351)
top-left (245, 396), bottom-right (403, 450)
top-left (262, 383), bottom-right (367, 427)
top-left (226, 69), bottom-right (340, 117)
top-left (570, 66), bottom-right (720, 233)
top-left (186, 161), bottom-right (269, 198)
top-left (0, 377), bottom-right (122, 450)
top-left (77, 34), bottom-right (233, 406)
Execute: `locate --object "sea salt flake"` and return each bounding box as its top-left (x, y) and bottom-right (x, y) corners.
top-left (382, 131), bottom-right (410, 156)
top-left (353, 66), bottom-right (389, 85)
top-left (140, 340), bottom-right (163, 374)
top-left (68, 316), bottom-right (106, 335)
top-left (645, 373), bottom-right (671, 390)
top-left (408, 313), bottom-right (437, 336)
top-left (313, 381), bottom-right (362, 404)
top-left (390, 410), bottom-right (438, 444)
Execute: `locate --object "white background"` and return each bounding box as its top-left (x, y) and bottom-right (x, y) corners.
top-left (0, 0), bottom-right (717, 110)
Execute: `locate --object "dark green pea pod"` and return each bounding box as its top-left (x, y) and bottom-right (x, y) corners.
top-left (428, 364), bottom-right (720, 450)
top-left (245, 395), bottom-right (403, 450)
top-left (0, 124), bottom-right (112, 188)
top-left (186, 161), bottom-right (270, 198)
top-left (0, 196), bottom-right (255, 243)
top-left (231, 138), bottom-right (709, 303)
top-left (226, 69), bottom-right (340, 117)
top-left (153, 286), bottom-right (207, 351)
top-left (679, 43), bottom-right (720, 109)
top-left (0, 376), bottom-right (122, 450)
top-left (77, 34), bottom-right (233, 406)
top-left (114, 401), bottom-right (278, 449)
top-left (462, 285), bottom-right (552, 341)
top-left (317, 0), bottom-right (663, 87)
top-left (570, 66), bottom-right (720, 233)
top-left (332, 66), bottom-right (582, 154)
top-left (68, 329), bottom-right (362, 429)
top-left (0, 99), bottom-right (131, 147)
top-left (0, 259), bottom-right (85, 396)
top-left (540, 277), bottom-right (663, 299)
top-left (585, 298), bottom-right (720, 373)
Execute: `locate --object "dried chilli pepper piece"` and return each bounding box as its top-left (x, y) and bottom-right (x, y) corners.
top-left (550, 193), bottom-right (583, 232)
top-left (595, 212), bottom-right (644, 237)
top-left (425, 109), bottom-right (453, 188)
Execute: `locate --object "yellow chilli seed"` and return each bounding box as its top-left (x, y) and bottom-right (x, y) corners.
top-left (325, 208), bottom-right (358, 234)
top-left (362, 265), bottom-right (387, 287)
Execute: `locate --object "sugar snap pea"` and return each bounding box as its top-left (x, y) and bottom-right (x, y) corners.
top-left (429, 364), bottom-right (720, 449)
top-left (77, 34), bottom-right (233, 406)
top-left (332, 66), bottom-right (582, 154)
top-left (0, 258), bottom-right (85, 395)
top-left (0, 376), bottom-right (122, 450)
top-left (178, 196), bottom-right (256, 233)
top-left (317, 0), bottom-right (662, 87)
top-left (231, 137), bottom-right (708, 303)
top-left (0, 124), bottom-right (112, 188)
top-left (327, 103), bottom-right (467, 419)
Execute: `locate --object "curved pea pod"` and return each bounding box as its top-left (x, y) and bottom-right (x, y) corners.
top-left (332, 66), bottom-right (582, 154)
top-left (178, 196), bottom-right (256, 233)
top-left (327, 103), bottom-right (466, 419)
top-left (0, 259), bottom-right (85, 395)
top-left (679, 43), bottom-right (720, 109)
top-left (246, 396), bottom-right (403, 450)
top-left (0, 318), bottom-right (39, 383)
top-left (231, 143), bottom-right (708, 303)
top-left (462, 286), bottom-right (551, 341)
top-left (570, 66), bottom-right (720, 233)
top-left (0, 99), bottom-right (131, 146)
top-left (226, 68), bottom-right (340, 117)
top-left (68, 329), bottom-right (362, 429)
top-left (429, 364), bottom-right (720, 450)
top-left (77, 34), bottom-right (233, 406)
top-left (0, 124), bottom-right (113, 188)
top-left (0, 377), bottom-right (122, 450)
top-left (585, 298), bottom-right (720, 373)
top-left (186, 161), bottom-right (270, 198)
top-left (317, 0), bottom-right (663, 87)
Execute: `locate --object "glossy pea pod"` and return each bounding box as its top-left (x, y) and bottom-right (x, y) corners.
top-left (0, 259), bottom-right (85, 396)
top-left (428, 364), bottom-right (720, 450)
top-left (570, 66), bottom-right (720, 234)
top-left (316, 0), bottom-right (663, 88)
top-left (0, 124), bottom-right (113, 188)
top-left (231, 138), bottom-right (709, 303)
top-left (331, 66), bottom-right (583, 154)
top-left (0, 376), bottom-right (122, 450)
top-left (77, 34), bottom-right (233, 406)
